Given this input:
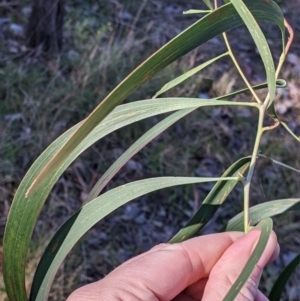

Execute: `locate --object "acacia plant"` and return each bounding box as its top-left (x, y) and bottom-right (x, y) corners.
top-left (3, 0), bottom-right (300, 300)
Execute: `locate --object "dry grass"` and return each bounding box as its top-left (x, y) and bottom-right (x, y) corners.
top-left (0, 0), bottom-right (300, 300)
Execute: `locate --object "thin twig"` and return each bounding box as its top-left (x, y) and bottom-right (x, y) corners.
top-left (243, 104), bottom-right (265, 232)
top-left (214, 0), bottom-right (218, 9)
top-left (222, 33), bottom-right (262, 104)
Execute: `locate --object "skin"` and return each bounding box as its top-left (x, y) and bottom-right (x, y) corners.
top-left (67, 230), bottom-right (279, 301)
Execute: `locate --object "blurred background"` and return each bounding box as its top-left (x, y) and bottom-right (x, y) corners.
top-left (0, 0), bottom-right (299, 300)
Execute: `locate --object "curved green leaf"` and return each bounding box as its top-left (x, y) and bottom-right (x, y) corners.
top-left (3, 98), bottom-right (257, 301)
top-left (26, 0), bottom-right (286, 197)
top-left (85, 108), bottom-right (196, 203)
top-left (223, 218), bottom-right (273, 301)
top-left (230, 0), bottom-right (277, 103)
top-left (225, 199), bottom-right (300, 232)
top-left (169, 157), bottom-right (250, 243)
top-left (269, 252), bottom-right (300, 301)
top-left (218, 79), bottom-right (286, 100)
top-left (3, 1), bottom-right (287, 299)
top-left (153, 52), bottom-right (229, 98)
top-left (267, 100), bottom-right (279, 121)
top-left (29, 176), bottom-right (239, 301)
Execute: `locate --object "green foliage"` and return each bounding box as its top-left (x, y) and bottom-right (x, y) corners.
top-left (2, 0), bottom-right (300, 300)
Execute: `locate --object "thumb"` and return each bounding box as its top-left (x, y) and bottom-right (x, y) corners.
top-left (202, 229), bottom-right (279, 301)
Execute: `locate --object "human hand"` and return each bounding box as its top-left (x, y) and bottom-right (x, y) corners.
top-left (67, 230), bottom-right (279, 301)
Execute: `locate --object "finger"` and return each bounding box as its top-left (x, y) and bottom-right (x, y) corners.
top-left (176, 236), bottom-right (279, 301)
top-left (67, 232), bottom-right (244, 301)
top-left (177, 282), bottom-right (269, 301)
top-left (173, 289), bottom-right (270, 301)
top-left (202, 229), bottom-right (279, 301)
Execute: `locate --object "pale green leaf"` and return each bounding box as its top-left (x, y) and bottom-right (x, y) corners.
top-left (3, 98), bottom-right (257, 301)
top-left (3, 1), bottom-right (287, 299)
top-left (230, 0), bottom-right (277, 103)
top-left (267, 101), bottom-right (279, 120)
top-left (26, 0), bottom-right (286, 198)
top-left (225, 199), bottom-right (300, 232)
top-left (30, 176), bottom-right (239, 301)
top-left (85, 108), bottom-right (196, 203)
top-left (153, 52), bottom-right (228, 98)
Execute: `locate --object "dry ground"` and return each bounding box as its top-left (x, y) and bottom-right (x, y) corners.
top-left (0, 0), bottom-right (300, 300)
